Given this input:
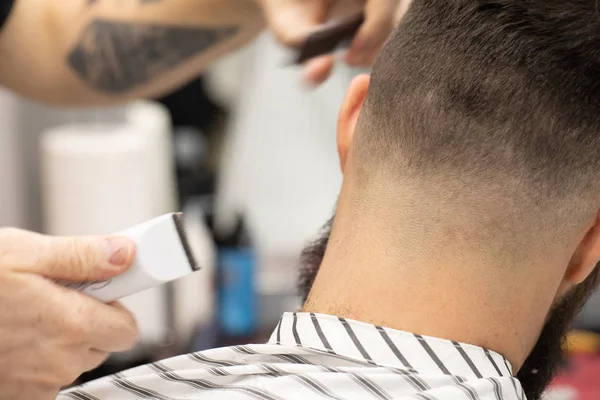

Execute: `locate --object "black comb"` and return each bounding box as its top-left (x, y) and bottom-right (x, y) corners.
top-left (294, 13), bottom-right (365, 64)
top-left (172, 212), bottom-right (200, 271)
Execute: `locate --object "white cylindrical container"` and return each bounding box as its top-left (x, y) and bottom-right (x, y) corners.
top-left (40, 123), bottom-right (169, 348)
top-left (126, 101), bottom-right (178, 215)
top-left (0, 90), bottom-right (27, 228)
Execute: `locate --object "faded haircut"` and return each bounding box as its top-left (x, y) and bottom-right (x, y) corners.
top-left (355, 0), bottom-right (600, 229)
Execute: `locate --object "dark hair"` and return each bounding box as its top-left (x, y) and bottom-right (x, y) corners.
top-left (358, 0), bottom-right (600, 220)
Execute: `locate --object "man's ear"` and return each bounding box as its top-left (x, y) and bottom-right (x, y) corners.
top-left (562, 212), bottom-right (600, 290)
top-left (337, 74), bottom-right (370, 172)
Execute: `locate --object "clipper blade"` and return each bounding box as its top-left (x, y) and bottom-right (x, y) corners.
top-left (172, 212), bottom-right (200, 271)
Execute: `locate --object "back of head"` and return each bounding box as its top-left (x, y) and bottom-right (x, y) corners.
top-left (355, 0), bottom-right (600, 239)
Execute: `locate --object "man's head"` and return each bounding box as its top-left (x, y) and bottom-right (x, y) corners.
top-left (301, 1), bottom-right (600, 399)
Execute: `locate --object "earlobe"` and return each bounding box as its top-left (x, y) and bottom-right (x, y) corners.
top-left (337, 74), bottom-right (371, 171)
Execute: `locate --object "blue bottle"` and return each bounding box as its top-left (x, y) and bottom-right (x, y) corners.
top-left (216, 216), bottom-right (257, 341)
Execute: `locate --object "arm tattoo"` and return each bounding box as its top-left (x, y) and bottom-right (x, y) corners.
top-left (67, 20), bottom-right (238, 94)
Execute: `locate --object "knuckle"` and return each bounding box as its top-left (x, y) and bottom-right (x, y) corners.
top-left (96, 350), bottom-right (110, 363)
top-left (272, 25), bottom-right (302, 46)
top-left (110, 304), bottom-right (139, 348)
top-left (120, 310), bottom-right (139, 344)
top-left (64, 238), bottom-right (98, 277)
top-left (86, 351), bottom-right (109, 371)
top-left (68, 238), bottom-right (90, 265)
top-left (126, 320), bottom-right (140, 344)
top-left (275, 31), bottom-right (294, 46)
top-left (281, 32), bottom-right (297, 45)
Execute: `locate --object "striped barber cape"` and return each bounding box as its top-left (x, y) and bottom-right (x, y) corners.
top-left (59, 312), bottom-right (525, 400)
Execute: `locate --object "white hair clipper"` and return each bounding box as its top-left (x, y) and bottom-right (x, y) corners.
top-left (61, 213), bottom-right (199, 302)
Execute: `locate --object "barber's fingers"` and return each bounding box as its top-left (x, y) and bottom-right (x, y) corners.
top-left (87, 301), bottom-right (138, 352)
top-left (38, 234), bottom-right (135, 281)
top-left (61, 291), bottom-right (138, 352)
top-left (259, 0), bottom-right (333, 46)
top-left (304, 55), bottom-right (335, 85)
top-left (0, 227), bottom-right (135, 281)
top-left (346, 0), bottom-right (400, 66)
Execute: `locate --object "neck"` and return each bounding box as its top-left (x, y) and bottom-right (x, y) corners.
top-left (302, 183), bottom-right (567, 372)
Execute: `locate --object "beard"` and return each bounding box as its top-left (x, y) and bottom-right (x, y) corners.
top-left (298, 216), bottom-right (600, 400)
top-left (516, 267), bottom-right (600, 400)
top-left (298, 216), bottom-right (334, 304)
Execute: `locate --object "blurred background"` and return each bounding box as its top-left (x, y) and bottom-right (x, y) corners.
top-left (0, 33), bottom-right (351, 381)
top-left (2, 31), bottom-right (600, 400)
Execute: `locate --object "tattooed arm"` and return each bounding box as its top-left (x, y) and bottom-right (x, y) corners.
top-left (0, 0), bottom-right (264, 105)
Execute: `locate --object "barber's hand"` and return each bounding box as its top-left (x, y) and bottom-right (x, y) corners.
top-left (0, 228), bottom-right (138, 400)
top-left (258, 0), bottom-right (406, 85)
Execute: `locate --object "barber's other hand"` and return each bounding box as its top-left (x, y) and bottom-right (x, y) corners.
top-left (0, 228), bottom-right (138, 400)
top-left (258, 0), bottom-right (405, 85)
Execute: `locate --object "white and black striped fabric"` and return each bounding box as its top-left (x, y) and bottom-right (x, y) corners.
top-left (58, 313), bottom-right (525, 400)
